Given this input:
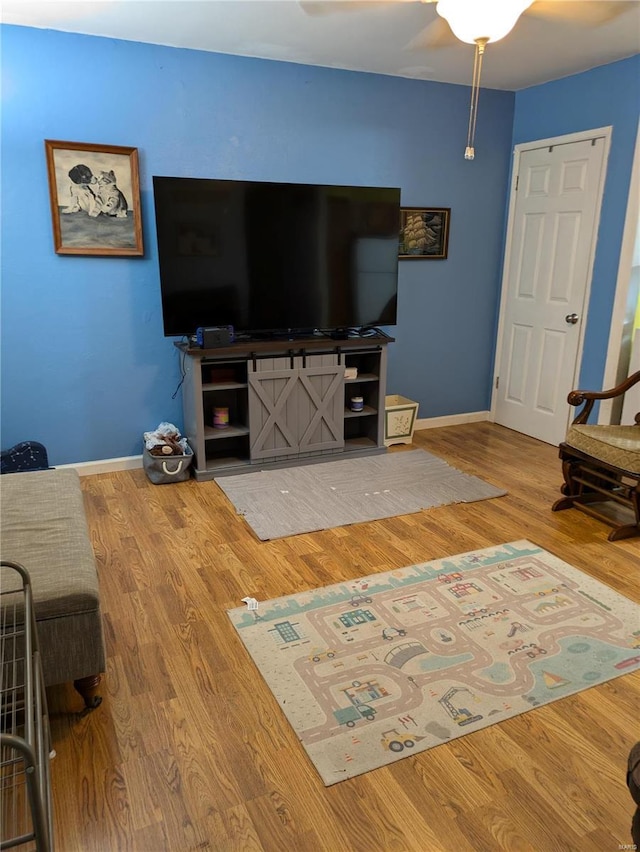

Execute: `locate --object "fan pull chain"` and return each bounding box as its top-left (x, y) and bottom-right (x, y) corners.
top-left (465, 37), bottom-right (488, 161)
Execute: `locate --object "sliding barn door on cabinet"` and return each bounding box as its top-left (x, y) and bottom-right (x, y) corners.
top-left (248, 354), bottom-right (344, 461)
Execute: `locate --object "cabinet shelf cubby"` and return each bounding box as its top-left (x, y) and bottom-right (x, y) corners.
top-left (343, 405), bottom-right (377, 418)
top-left (345, 372), bottom-right (378, 384)
top-left (203, 381), bottom-right (248, 392)
top-left (204, 424), bottom-right (251, 440)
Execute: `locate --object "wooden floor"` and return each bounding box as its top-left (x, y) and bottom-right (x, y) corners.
top-left (46, 423), bottom-right (640, 852)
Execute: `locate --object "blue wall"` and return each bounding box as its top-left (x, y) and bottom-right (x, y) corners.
top-left (512, 54), bottom-right (640, 392)
top-left (1, 24), bottom-right (515, 464)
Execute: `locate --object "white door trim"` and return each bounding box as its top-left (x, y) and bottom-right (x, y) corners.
top-left (490, 126), bottom-right (613, 423)
top-left (600, 120), bottom-right (640, 424)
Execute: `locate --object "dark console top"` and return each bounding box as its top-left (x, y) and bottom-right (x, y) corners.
top-left (176, 329), bottom-right (394, 358)
top-left (176, 327), bottom-right (394, 357)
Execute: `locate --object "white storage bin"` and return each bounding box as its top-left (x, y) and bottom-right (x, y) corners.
top-left (384, 395), bottom-right (419, 446)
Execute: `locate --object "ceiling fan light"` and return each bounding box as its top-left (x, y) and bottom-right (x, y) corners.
top-left (436, 0), bottom-right (533, 44)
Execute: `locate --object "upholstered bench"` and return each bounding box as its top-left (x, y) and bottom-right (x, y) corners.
top-left (1, 468), bottom-right (106, 708)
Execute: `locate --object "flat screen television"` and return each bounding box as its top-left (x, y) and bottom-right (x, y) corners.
top-left (152, 176), bottom-right (401, 338)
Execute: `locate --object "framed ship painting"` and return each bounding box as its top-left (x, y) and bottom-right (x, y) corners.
top-left (399, 207), bottom-right (450, 259)
top-left (45, 140), bottom-right (144, 256)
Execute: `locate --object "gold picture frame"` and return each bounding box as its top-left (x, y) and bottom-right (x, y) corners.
top-left (45, 139), bottom-right (144, 256)
top-left (399, 207), bottom-right (450, 259)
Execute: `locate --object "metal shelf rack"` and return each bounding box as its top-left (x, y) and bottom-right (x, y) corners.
top-left (1, 561), bottom-right (54, 851)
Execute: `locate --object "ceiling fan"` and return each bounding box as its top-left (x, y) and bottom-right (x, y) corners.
top-left (300, 0), bottom-right (636, 159)
top-left (300, 1), bottom-right (635, 37)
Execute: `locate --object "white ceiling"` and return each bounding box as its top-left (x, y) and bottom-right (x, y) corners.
top-left (2, 0), bottom-right (640, 90)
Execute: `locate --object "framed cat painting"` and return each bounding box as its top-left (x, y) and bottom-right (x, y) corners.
top-left (45, 140), bottom-right (144, 256)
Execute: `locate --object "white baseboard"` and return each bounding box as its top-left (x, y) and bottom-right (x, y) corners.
top-left (414, 411), bottom-right (491, 430)
top-left (57, 413), bottom-right (491, 475)
top-left (56, 455), bottom-right (143, 477)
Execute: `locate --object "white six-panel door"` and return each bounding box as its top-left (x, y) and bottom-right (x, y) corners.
top-left (494, 132), bottom-right (609, 446)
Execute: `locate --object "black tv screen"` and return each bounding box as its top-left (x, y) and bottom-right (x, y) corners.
top-left (152, 177), bottom-right (401, 337)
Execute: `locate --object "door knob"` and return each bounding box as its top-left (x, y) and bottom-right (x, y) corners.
top-left (565, 313), bottom-right (579, 325)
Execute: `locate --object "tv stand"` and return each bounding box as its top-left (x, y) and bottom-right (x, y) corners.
top-left (176, 334), bottom-right (393, 480)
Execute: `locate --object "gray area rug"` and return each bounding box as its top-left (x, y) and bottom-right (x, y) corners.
top-left (215, 449), bottom-right (507, 540)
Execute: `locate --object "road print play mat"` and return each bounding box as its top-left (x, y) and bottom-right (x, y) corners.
top-left (228, 541), bottom-right (640, 785)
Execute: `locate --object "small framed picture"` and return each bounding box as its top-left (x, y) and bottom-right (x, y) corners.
top-left (399, 207), bottom-right (450, 259)
top-left (44, 140), bottom-right (144, 256)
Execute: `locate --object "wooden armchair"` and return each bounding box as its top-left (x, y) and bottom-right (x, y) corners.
top-left (552, 371), bottom-right (640, 540)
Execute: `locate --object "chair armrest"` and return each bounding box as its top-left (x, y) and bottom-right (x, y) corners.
top-left (568, 371), bottom-right (640, 424)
